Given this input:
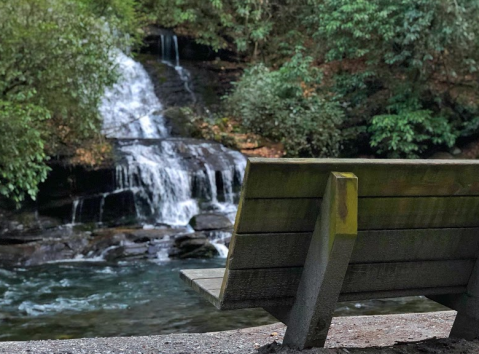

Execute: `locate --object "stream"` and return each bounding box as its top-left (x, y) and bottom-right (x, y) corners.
top-left (0, 258), bottom-right (446, 342)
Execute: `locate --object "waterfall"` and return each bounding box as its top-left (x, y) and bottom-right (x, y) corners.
top-left (209, 230), bottom-right (232, 258)
top-left (159, 33), bottom-right (196, 104)
top-left (160, 33), bottom-right (179, 66)
top-left (71, 199), bottom-right (80, 225)
top-left (94, 50), bottom-right (246, 227)
top-left (100, 51), bottom-right (167, 139)
top-left (211, 242), bottom-right (229, 258)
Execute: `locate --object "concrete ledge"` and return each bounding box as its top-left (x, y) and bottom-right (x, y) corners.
top-left (0, 311), bottom-right (478, 353)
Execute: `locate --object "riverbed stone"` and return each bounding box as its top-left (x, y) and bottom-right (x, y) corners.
top-left (0, 209), bottom-right (62, 240)
top-left (189, 213), bottom-right (233, 231)
top-left (169, 232), bottom-right (219, 259)
top-left (27, 236), bottom-right (90, 266)
top-left (0, 232), bottom-right (90, 267)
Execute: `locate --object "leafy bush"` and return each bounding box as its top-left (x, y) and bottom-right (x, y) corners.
top-left (0, 102), bottom-right (50, 204)
top-left (226, 49), bottom-right (344, 157)
top-left (369, 101), bottom-right (457, 158)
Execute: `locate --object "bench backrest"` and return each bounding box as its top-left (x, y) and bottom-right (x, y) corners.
top-left (219, 158), bottom-right (479, 310)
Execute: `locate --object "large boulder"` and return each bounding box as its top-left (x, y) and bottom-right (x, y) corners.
top-left (189, 213), bottom-right (233, 231)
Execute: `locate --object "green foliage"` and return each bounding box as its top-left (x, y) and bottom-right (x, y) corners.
top-left (313, 0), bottom-right (479, 77)
top-left (0, 102), bottom-right (50, 204)
top-left (76, 0), bottom-right (143, 48)
top-left (306, 0), bottom-right (479, 156)
top-left (0, 0), bottom-right (120, 203)
top-left (139, 0), bottom-right (308, 60)
top-left (226, 49), bottom-right (343, 157)
top-left (369, 98), bottom-right (457, 158)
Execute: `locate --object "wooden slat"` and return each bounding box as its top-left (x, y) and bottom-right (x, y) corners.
top-left (235, 198), bottom-right (321, 234)
top-left (359, 197), bottom-right (479, 230)
top-left (180, 270), bottom-right (469, 310)
top-left (338, 286), bottom-right (467, 302)
top-left (228, 228), bottom-right (479, 270)
top-left (243, 158), bottom-right (479, 199)
top-left (341, 260), bottom-right (475, 293)
top-left (351, 228), bottom-right (479, 263)
top-left (235, 197), bottom-right (479, 233)
top-left (221, 267), bottom-right (303, 302)
top-left (220, 260), bottom-right (473, 302)
top-left (193, 278), bottom-right (222, 291)
top-left (228, 232), bottom-right (312, 270)
top-left (180, 269), bottom-right (224, 309)
top-left (220, 297), bottom-right (296, 311)
top-left (180, 268), bottom-right (225, 281)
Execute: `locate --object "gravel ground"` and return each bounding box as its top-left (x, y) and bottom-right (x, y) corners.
top-left (0, 311), bottom-right (478, 354)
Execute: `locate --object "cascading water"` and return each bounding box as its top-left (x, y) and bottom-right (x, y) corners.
top-left (94, 50), bottom-right (246, 227)
top-left (160, 34), bottom-right (180, 66)
top-left (160, 32), bottom-right (196, 104)
top-left (101, 51), bottom-right (168, 139)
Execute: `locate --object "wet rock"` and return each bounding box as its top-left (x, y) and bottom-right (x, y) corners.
top-left (169, 232), bottom-right (219, 259)
top-left (83, 231), bottom-right (126, 259)
top-left (101, 191), bottom-right (139, 226)
top-left (163, 107), bottom-right (201, 138)
top-left (84, 226), bottom-right (188, 261)
top-left (0, 210), bottom-right (62, 240)
top-left (0, 244), bottom-right (37, 267)
top-left (189, 213), bottom-right (233, 231)
top-left (27, 236), bottom-right (90, 266)
top-left (0, 233), bottom-right (90, 267)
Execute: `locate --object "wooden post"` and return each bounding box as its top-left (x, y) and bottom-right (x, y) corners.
top-left (283, 172), bottom-right (358, 349)
top-left (448, 259), bottom-right (479, 340)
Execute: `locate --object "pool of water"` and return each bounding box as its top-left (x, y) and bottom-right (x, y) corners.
top-left (0, 259), bottom-right (447, 341)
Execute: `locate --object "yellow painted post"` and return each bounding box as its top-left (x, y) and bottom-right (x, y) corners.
top-left (283, 172), bottom-right (358, 349)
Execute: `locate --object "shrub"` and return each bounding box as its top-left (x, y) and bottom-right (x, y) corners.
top-left (369, 108), bottom-right (457, 158)
top-left (226, 49), bottom-right (344, 157)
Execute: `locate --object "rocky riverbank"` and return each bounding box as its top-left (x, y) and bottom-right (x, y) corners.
top-left (0, 312), bottom-right (477, 354)
top-left (0, 208), bottom-right (233, 267)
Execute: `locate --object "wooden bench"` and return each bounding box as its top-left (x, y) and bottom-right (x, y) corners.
top-left (180, 158), bottom-right (479, 349)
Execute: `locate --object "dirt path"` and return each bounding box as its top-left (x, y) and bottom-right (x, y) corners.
top-left (0, 311), bottom-right (478, 354)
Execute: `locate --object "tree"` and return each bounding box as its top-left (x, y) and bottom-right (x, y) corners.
top-left (139, 0), bottom-right (308, 61)
top-left (307, 0), bottom-right (479, 156)
top-left (0, 0), bottom-right (121, 204)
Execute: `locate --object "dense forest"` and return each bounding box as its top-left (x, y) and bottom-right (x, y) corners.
top-left (1, 0), bottom-right (479, 204)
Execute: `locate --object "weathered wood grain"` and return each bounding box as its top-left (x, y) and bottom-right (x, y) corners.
top-left (227, 228), bottom-right (479, 270)
top-left (218, 260), bottom-right (474, 303)
top-left (228, 232), bottom-right (312, 270)
top-left (180, 269), bottom-right (224, 309)
top-left (339, 286), bottom-right (466, 302)
top-left (182, 157), bottom-right (479, 334)
top-left (341, 260), bottom-right (475, 293)
top-left (180, 268), bottom-right (225, 281)
top-left (284, 172), bottom-right (358, 348)
top-left (358, 197), bottom-right (479, 230)
top-left (234, 198), bottom-right (321, 234)
top-left (243, 158), bottom-right (479, 199)
top-left (235, 197), bottom-right (479, 233)
top-left (220, 297), bottom-right (296, 311)
top-left (351, 228), bottom-right (479, 263)
top-left (221, 267), bottom-right (303, 302)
